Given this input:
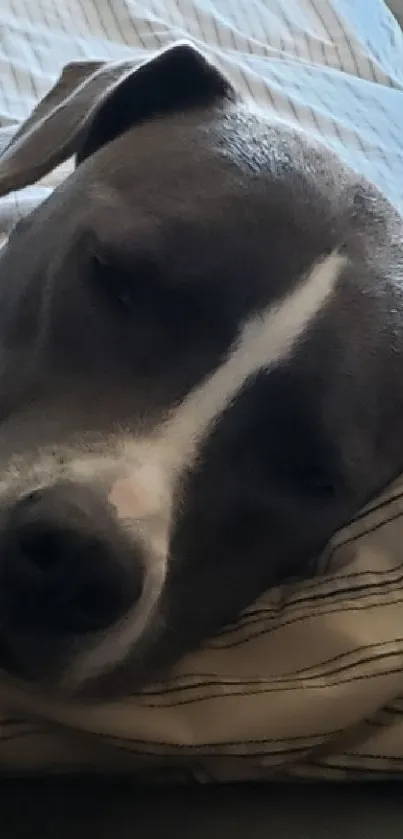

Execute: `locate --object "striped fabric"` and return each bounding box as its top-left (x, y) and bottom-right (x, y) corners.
top-left (1, 0), bottom-right (403, 781)
top-left (1, 0), bottom-right (403, 226)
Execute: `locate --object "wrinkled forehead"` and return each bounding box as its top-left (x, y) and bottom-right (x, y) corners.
top-left (2, 102), bottom-right (337, 279)
top-left (2, 114), bottom-right (265, 287)
top-left (0, 116), bottom-right (253, 454)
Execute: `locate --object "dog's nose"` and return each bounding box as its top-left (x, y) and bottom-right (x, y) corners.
top-left (0, 483), bottom-right (142, 636)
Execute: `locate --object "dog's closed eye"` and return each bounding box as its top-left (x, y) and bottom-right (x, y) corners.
top-left (89, 251), bottom-right (161, 314)
top-left (87, 248), bottom-right (210, 345)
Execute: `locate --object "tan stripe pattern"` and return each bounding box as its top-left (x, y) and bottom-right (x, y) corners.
top-left (1, 474), bottom-right (403, 780)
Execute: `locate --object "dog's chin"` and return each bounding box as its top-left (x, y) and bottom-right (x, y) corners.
top-left (0, 573), bottom-right (167, 703)
top-left (0, 633), bottom-right (157, 705)
top-left (0, 622), bottom-right (108, 701)
top-left (0, 634), bottom-right (72, 703)
top-left (0, 655), bottom-right (124, 708)
top-left (0, 576), bottom-right (172, 703)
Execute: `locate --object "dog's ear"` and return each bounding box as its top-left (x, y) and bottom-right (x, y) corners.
top-left (0, 42), bottom-right (234, 198)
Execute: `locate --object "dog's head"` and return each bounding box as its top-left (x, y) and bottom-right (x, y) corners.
top-left (0, 42), bottom-right (402, 702)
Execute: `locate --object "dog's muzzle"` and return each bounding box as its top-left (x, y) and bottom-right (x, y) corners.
top-left (0, 482), bottom-right (143, 673)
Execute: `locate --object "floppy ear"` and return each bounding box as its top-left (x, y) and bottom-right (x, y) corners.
top-left (0, 42), bottom-right (235, 198)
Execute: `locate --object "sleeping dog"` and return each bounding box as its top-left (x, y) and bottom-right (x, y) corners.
top-left (0, 42), bottom-right (402, 701)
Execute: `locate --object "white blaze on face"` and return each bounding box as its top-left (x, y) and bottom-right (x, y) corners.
top-left (109, 463), bottom-right (170, 520)
top-left (108, 462), bottom-right (172, 562)
top-left (69, 251), bottom-right (346, 687)
top-left (109, 249), bottom-right (346, 527)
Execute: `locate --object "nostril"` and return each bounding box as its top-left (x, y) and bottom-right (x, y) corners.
top-left (17, 488), bottom-right (47, 509)
top-left (16, 523), bottom-right (66, 572)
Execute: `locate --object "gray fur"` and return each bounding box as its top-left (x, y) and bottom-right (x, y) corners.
top-left (0, 42), bottom-right (401, 701)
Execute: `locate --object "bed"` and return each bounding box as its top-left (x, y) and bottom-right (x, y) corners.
top-left (1, 0), bottom-right (403, 790)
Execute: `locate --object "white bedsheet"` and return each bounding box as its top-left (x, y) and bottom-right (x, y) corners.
top-left (0, 0), bottom-right (402, 228)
